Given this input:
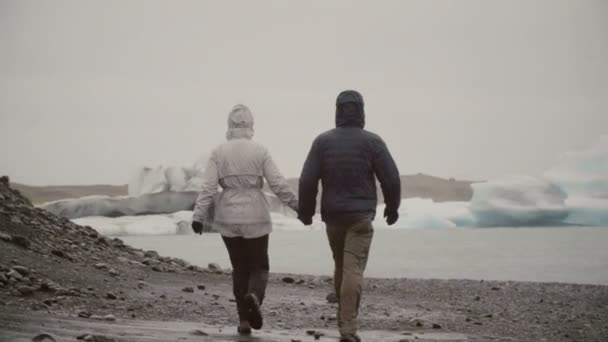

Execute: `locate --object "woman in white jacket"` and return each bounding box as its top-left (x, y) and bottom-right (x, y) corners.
top-left (191, 104), bottom-right (298, 334)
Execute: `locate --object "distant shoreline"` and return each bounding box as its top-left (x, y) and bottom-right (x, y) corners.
top-left (13, 173), bottom-right (476, 204)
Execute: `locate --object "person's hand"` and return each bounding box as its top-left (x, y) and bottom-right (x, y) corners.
top-left (384, 208), bottom-right (399, 226)
top-left (298, 216), bottom-right (313, 226)
top-left (191, 221), bottom-right (204, 235)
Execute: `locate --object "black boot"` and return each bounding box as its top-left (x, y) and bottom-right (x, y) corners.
top-left (244, 293), bottom-right (263, 330)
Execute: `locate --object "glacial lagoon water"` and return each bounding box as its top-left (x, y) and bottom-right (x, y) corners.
top-left (122, 227), bottom-right (608, 285)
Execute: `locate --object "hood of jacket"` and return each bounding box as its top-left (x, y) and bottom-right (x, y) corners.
top-left (226, 104), bottom-right (254, 140)
top-left (335, 90), bottom-right (365, 128)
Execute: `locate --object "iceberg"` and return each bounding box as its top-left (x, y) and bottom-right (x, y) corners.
top-left (468, 176), bottom-right (569, 227)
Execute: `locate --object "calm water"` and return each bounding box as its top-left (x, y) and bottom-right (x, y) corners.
top-left (122, 227), bottom-right (608, 285)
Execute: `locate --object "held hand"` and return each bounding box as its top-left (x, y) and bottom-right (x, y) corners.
top-left (384, 208), bottom-right (399, 226)
top-left (298, 216), bottom-right (313, 226)
top-left (191, 221), bottom-right (204, 235)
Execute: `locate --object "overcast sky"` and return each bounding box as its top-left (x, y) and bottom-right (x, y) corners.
top-left (1, 0), bottom-right (607, 185)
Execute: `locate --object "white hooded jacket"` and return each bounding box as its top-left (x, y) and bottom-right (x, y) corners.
top-left (192, 104), bottom-right (298, 238)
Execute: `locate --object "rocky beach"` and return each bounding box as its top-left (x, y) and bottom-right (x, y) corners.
top-left (1, 176), bottom-right (607, 342)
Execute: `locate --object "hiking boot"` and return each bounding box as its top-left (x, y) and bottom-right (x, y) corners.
top-left (237, 321), bottom-right (252, 335)
top-left (244, 293), bottom-right (263, 330)
top-left (340, 333), bottom-right (361, 342)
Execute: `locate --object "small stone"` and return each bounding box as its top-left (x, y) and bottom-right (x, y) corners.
top-left (182, 287), bottom-right (194, 293)
top-left (31, 302), bottom-right (49, 311)
top-left (190, 329), bottom-right (209, 336)
top-left (474, 295), bottom-right (481, 301)
top-left (144, 250), bottom-right (160, 258)
top-left (7, 270), bottom-right (23, 280)
top-left (432, 323), bottom-right (442, 329)
top-left (197, 284), bottom-right (206, 290)
top-left (108, 269), bottom-right (120, 277)
top-left (137, 281), bottom-right (146, 289)
top-left (306, 330), bottom-right (316, 335)
top-left (103, 314), bottom-right (116, 321)
top-left (0, 273), bottom-right (7, 283)
top-left (76, 334), bottom-right (90, 340)
top-left (51, 249), bottom-right (70, 260)
top-left (11, 235), bottom-right (30, 249)
top-left (11, 266), bottom-right (29, 276)
top-left (326, 292), bottom-right (338, 303)
top-left (152, 266), bottom-right (163, 272)
top-left (491, 286), bottom-right (501, 291)
top-left (0, 232), bottom-right (11, 242)
top-left (208, 263), bottom-right (222, 272)
top-left (282, 276), bottom-right (295, 284)
top-left (78, 311), bottom-right (92, 318)
top-left (94, 263), bottom-right (109, 270)
top-left (17, 285), bottom-right (36, 296)
top-left (106, 292), bottom-right (118, 300)
top-left (313, 332), bottom-right (324, 340)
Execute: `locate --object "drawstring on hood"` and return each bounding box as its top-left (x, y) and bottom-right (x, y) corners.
top-left (335, 90), bottom-right (365, 128)
top-left (226, 104), bottom-right (254, 140)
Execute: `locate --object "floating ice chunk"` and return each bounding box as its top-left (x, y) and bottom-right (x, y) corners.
top-left (469, 176), bottom-right (568, 227)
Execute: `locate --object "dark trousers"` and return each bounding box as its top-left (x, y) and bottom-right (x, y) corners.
top-left (222, 234), bottom-right (270, 321)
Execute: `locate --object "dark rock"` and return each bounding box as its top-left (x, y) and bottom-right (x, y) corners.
top-left (106, 292), bottom-right (118, 300)
top-left (182, 287), bottom-right (194, 293)
top-left (31, 334), bottom-right (57, 342)
top-left (326, 292), bottom-right (338, 303)
top-left (0, 232), bottom-right (11, 242)
top-left (51, 249), bottom-right (71, 260)
top-left (491, 286), bottom-right (501, 291)
top-left (11, 235), bottom-right (30, 249)
top-left (78, 311), bottom-right (92, 318)
top-left (197, 285), bottom-right (206, 290)
top-left (208, 263), bottom-right (221, 272)
top-left (152, 266), bottom-right (163, 272)
top-left (17, 285), bottom-right (36, 295)
top-left (474, 295), bottom-right (481, 301)
top-left (96, 237), bottom-right (110, 246)
top-left (11, 265), bottom-right (29, 276)
top-left (190, 329), bottom-right (209, 336)
top-left (314, 332), bottom-right (324, 340)
top-left (282, 276), bottom-right (295, 284)
top-left (31, 302), bottom-right (49, 311)
top-left (6, 270), bottom-right (21, 280)
top-left (432, 323), bottom-right (442, 329)
top-left (144, 250), bottom-right (160, 259)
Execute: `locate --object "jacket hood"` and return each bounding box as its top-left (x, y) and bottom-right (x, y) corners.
top-left (335, 90), bottom-right (365, 128)
top-left (226, 104), bottom-right (254, 140)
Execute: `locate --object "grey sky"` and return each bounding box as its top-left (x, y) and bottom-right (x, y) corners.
top-left (1, 0), bottom-right (607, 185)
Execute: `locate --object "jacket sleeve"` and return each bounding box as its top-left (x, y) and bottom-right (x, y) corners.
top-left (192, 153), bottom-right (219, 223)
top-left (298, 137), bottom-right (322, 220)
top-left (263, 150), bottom-right (298, 212)
top-left (372, 137), bottom-right (401, 213)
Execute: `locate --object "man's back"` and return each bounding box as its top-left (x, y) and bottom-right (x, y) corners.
top-left (298, 91), bottom-right (401, 225)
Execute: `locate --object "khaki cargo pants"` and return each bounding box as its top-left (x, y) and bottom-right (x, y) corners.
top-left (326, 219), bottom-right (374, 336)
